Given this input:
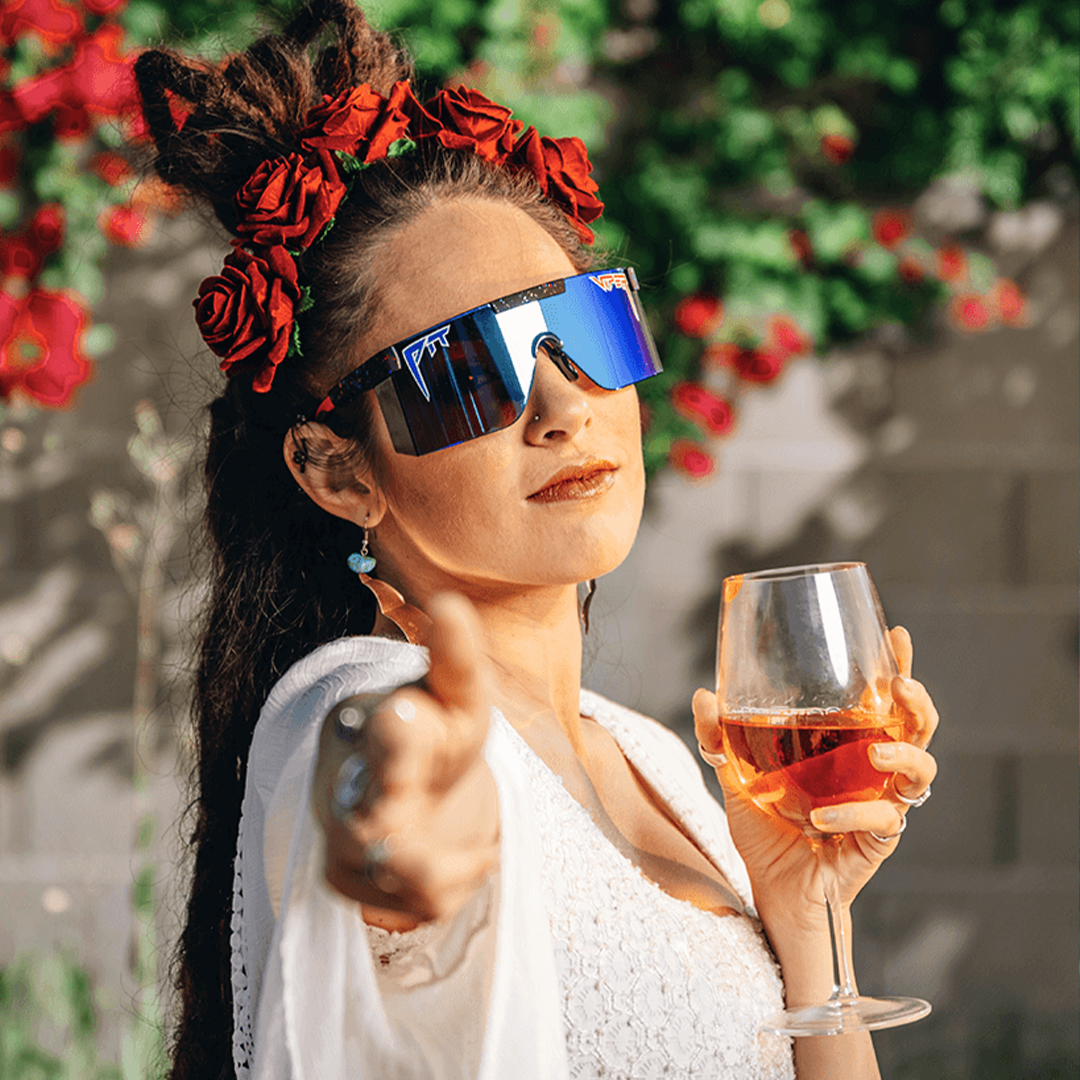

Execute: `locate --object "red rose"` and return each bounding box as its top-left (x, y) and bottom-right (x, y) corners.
top-left (935, 244), bottom-right (966, 283)
top-left (301, 81), bottom-right (413, 161)
top-left (508, 128), bottom-right (603, 242)
top-left (194, 244), bottom-right (302, 392)
top-left (668, 439), bottom-right (715, 480)
top-left (0, 289), bottom-right (92, 408)
top-left (820, 134), bottom-right (854, 164)
top-left (767, 314), bottom-right (811, 359)
top-left (99, 204), bottom-right (150, 247)
top-left (674, 294), bottom-right (723, 338)
top-left (53, 103), bottom-right (92, 141)
top-left (671, 381), bottom-right (734, 437)
top-left (414, 86), bottom-right (523, 163)
top-left (872, 209), bottom-right (910, 250)
top-left (0, 93), bottom-right (25, 136)
top-left (733, 345), bottom-right (785, 383)
top-left (994, 278), bottom-right (1027, 326)
top-left (82, 0), bottom-right (128, 15)
top-left (235, 150), bottom-right (345, 249)
top-left (29, 203), bottom-right (65, 254)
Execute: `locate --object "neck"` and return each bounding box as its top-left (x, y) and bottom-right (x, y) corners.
top-left (375, 547), bottom-right (588, 752)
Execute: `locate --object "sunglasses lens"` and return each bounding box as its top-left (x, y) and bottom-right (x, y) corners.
top-left (378, 270), bottom-right (663, 454)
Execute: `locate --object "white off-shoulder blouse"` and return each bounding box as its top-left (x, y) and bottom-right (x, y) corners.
top-left (229, 636), bottom-right (794, 1080)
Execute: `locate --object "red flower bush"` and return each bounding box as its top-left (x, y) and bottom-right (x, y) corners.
top-left (28, 203), bottom-right (64, 253)
top-left (668, 439), bottom-right (715, 480)
top-left (0, 0), bottom-right (83, 50)
top-left (789, 229), bottom-right (813, 267)
top-left (0, 141), bottom-right (19, 185)
top-left (0, 234), bottom-right (43, 279)
top-left (301, 82), bottom-right (413, 161)
top-left (90, 150), bottom-right (132, 186)
top-left (898, 255), bottom-right (925, 285)
top-left (674, 293), bottom-right (723, 337)
top-left (235, 150), bottom-right (346, 248)
top-left (872, 209), bottom-right (910, 250)
top-left (949, 294), bottom-right (992, 332)
top-left (194, 244), bottom-right (304, 392)
top-left (0, 289), bottom-right (91, 407)
top-left (671, 381), bottom-right (734, 436)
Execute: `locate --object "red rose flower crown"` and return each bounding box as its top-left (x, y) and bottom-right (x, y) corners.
top-left (194, 82), bottom-right (605, 394)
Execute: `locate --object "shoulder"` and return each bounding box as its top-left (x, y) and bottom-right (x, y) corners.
top-left (579, 688), bottom-right (705, 789)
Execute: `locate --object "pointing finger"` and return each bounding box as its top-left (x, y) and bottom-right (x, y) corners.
top-left (889, 625), bottom-right (913, 678)
top-left (426, 592), bottom-right (487, 721)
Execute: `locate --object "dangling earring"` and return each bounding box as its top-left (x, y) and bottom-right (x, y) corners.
top-left (347, 525), bottom-right (376, 575)
top-left (346, 518), bottom-right (431, 646)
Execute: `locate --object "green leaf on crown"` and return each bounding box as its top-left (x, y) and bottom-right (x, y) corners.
top-left (314, 216), bottom-right (336, 246)
top-left (289, 322), bottom-right (304, 360)
top-left (335, 151), bottom-right (371, 174)
top-left (297, 285), bottom-right (315, 315)
top-left (386, 138), bottom-right (417, 159)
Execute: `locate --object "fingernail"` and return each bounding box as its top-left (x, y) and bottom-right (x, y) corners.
top-left (871, 742), bottom-right (896, 763)
top-left (812, 808), bottom-right (838, 825)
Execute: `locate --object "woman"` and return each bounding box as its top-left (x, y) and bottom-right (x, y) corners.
top-left (134, 3), bottom-right (939, 1078)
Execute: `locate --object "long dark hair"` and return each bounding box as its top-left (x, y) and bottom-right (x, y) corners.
top-left (134, 4), bottom-right (592, 1077)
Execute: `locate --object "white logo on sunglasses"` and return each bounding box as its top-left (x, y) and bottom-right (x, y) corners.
top-left (589, 272), bottom-right (640, 321)
top-left (401, 325), bottom-right (451, 401)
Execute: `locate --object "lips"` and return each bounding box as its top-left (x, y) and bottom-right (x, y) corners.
top-left (528, 459), bottom-right (618, 503)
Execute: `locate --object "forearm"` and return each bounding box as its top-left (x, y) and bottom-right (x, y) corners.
top-left (762, 909), bottom-right (881, 1080)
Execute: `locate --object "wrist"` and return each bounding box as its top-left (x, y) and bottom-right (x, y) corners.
top-left (758, 905), bottom-right (856, 1007)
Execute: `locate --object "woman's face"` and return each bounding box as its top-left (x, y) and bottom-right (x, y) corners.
top-left (359, 198), bottom-right (647, 601)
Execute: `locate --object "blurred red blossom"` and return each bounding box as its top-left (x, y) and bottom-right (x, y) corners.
top-left (90, 150), bottom-right (132, 186)
top-left (993, 279), bottom-right (1028, 326)
top-left (99, 204), bottom-right (150, 246)
top-left (81, 0), bottom-right (127, 14)
top-left (872, 209), bottom-right (910, 249)
top-left (670, 381), bottom-right (735, 436)
top-left (674, 293), bottom-right (723, 337)
top-left (668, 439), bottom-right (715, 480)
top-left (935, 244), bottom-right (967, 283)
top-left (820, 134), bottom-right (854, 164)
top-left (789, 228), bottom-right (813, 267)
top-left (898, 255), bottom-right (925, 285)
top-left (0, 0), bottom-right (84, 50)
top-left (949, 294), bottom-right (991, 332)
top-left (28, 203), bottom-right (65, 254)
top-left (734, 345), bottom-right (786, 383)
top-left (0, 288), bottom-right (92, 407)
top-left (0, 142), bottom-right (20, 185)
top-left (767, 313), bottom-right (811, 358)
top-left (0, 234), bottom-right (43, 279)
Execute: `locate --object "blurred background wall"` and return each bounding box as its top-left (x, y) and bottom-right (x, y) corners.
top-left (0, 0), bottom-right (1077, 1077)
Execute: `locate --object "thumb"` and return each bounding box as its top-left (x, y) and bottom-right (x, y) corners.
top-left (425, 592), bottom-right (487, 721)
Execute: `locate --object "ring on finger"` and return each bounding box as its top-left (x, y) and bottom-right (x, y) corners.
top-left (331, 752), bottom-right (371, 821)
top-left (870, 815), bottom-right (907, 843)
top-left (362, 834), bottom-right (399, 890)
top-left (893, 780), bottom-right (931, 808)
top-left (698, 744), bottom-right (727, 768)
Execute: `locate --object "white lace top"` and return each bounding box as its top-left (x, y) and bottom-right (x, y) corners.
top-left (231, 637), bottom-right (794, 1080)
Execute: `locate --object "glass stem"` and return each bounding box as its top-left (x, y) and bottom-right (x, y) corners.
top-left (819, 834), bottom-right (858, 1003)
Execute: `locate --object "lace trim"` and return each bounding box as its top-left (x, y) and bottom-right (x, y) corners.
top-left (231, 796), bottom-right (254, 1080)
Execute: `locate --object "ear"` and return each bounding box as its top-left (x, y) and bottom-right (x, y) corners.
top-left (283, 422), bottom-right (386, 528)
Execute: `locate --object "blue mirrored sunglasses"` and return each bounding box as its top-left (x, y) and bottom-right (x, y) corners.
top-left (312, 266), bottom-right (663, 455)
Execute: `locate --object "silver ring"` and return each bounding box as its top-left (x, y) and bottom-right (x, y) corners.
top-left (362, 835), bottom-right (399, 890)
top-left (698, 744), bottom-right (727, 768)
top-left (335, 701), bottom-right (373, 741)
top-left (894, 781), bottom-right (931, 808)
top-left (331, 753), bottom-right (371, 820)
top-left (870, 815), bottom-right (908, 843)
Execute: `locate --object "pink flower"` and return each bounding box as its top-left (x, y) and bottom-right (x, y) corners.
top-left (872, 210), bottom-right (910, 250)
top-left (670, 381), bottom-right (734, 436)
top-left (674, 294), bottom-right (723, 338)
top-left (767, 314), bottom-right (811, 359)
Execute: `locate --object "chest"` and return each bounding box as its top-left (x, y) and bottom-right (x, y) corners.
top-left (512, 713), bottom-right (746, 918)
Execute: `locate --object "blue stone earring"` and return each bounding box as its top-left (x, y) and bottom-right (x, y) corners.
top-left (347, 524), bottom-right (376, 575)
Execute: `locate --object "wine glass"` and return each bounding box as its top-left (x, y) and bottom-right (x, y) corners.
top-left (714, 561), bottom-right (931, 1036)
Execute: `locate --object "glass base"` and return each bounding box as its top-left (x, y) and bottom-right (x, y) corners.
top-left (761, 995), bottom-right (931, 1037)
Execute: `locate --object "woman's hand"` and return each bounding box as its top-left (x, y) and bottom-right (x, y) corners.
top-left (312, 593), bottom-right (499, 929)
top-left (693, 626), bottom-right (939, 930)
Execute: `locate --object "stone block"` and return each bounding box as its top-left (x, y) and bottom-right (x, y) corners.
top-left (1025, 470), bottom-right (1080, 586)
top-left (1019, 753), bottom-right (1080, 865)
